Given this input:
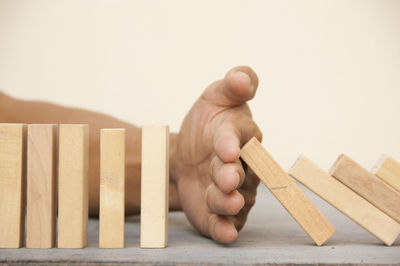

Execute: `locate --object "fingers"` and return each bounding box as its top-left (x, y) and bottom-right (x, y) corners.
top-left (210, 156), bottom-right (245, 193)
top-left (207, 214), bottom-right (238, 244)
top-left (213, 117), bottom-right (263, 163)
top-left (206, 183), bottom-right (245, 216)
top-left (202, 65), bottom-right (259, 107)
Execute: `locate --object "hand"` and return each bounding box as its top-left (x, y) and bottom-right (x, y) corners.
top-left (171, 66), bottom-right (263, 244)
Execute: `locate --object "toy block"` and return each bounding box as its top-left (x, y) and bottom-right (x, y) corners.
top-left (329, 154), bottom-right (400, 224)
top-left (99, 128), bottom-right (125, 248)
top-left (140, 125), bottom-right (169, 248)
top-left (0, 124), bottom-right (26, 248)
top-left (290, 156), bottom-right (400, 246)
top-left (58, 124), bottom-right (89, 248)
top-left (240, 138), bottom-right (335, 246)
top-left (372, 155), bottom-right (400, 193)
top-left (26, 124), bottom-right (57, 248)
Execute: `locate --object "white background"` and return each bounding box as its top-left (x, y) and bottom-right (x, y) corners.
top-left (0, 0), bottom-right (399, 170)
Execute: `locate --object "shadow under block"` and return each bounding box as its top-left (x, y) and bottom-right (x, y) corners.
top-left (329, 154), bottom-right (400, 224)
top-left (240, 138), bottom-right (335, 246)
top-left (99, 129), bottom-right (125, 248)
top-left (58, 124), bottom-right (89, 248)
top-left (289, 156), bottom-right (400, 246)
top-left (372, 155), bottom-right (400, 193)
top-left (26, 124), bottom-right (57, 248)
top-left (0, 124), bottom-right (26, 248)
top-left (140, 125), bottom-right (169, 248)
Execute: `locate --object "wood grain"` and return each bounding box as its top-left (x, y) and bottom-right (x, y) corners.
top-left (240, 138), bottom-right (335, 246)
top-left (329, 154), bottom-right (400, 224)
top-left (58, 124), bottom-right (89, 248)
top-left (99, 128), bottom-right (125, 248)
top-left (372, 155), bottom-right (400, 193)
top-left (140, 126), bottom-right (169, 248)
top-left (290, 156), bottom-right (400, 246)
top-left (0, 124), bottom-right (26, 248)
top-left (26, 124), bottom-right (57, 248)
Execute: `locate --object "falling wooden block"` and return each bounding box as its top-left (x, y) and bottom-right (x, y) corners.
top-left (58, 124), bottom-right (89, 248)
top-left (290, 156), bottom-right (400, 246)
top-left (140, 125), bottom-right (169, 248)
top-left (26, 124), bottom-right (57, 249)
top-left (0, 124), bottom-right (26, 248)
top-left (99, 128), bottom-right (125, 248)
top-left (372, 155), bottom-right (400, 193)
top-left (240, 138), bottom-right (335, 246)
top-left (330, 154), bottom-right (400, 224)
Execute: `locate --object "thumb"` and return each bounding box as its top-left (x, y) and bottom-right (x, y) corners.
top-left (202, 66), bottom-right (259, 107)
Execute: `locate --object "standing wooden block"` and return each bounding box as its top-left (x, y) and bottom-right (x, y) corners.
top-left (99, 128), bottom-right (125, 248)
top-left (240, 138), bottom-right (335, 246)
top-left (0, 124), bottom-right (26, 248)
top-left (58, 124), bottom-right (89, 248)
top-left (26, 124), bottom-right (57, 248)
top-left (372, 155), bottom-right (400, 193)
top-left (329, 154), bottom-right (400, 224)
top-left (140, 125), bottom-right (169, 248)
top-left (290, 156), bottom-right (400, 246)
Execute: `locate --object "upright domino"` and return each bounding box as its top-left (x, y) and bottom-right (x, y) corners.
top-left (240, 138), bottom-right (335, 246)
top-left (0, 124), bottom-right (26, 248)
top-left (26, 124), bottom-right (57, 248)
top-left (372, 155), bottom-right (400, 193)
top-left (58, 124), bottom-right (89, 248)
top-left (99, 128), bottom-right (125, 248)
top-left (290, 156), bottom-right (400, 246)
top-left (329, 154), bottom-right (400, 224)
top-left (140, 125), bottom-right (169, 248)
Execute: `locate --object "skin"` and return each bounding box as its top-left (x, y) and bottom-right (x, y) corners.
top-left (0, 66), bottom-right (262, 244)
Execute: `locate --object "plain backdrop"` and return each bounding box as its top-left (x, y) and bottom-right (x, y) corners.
top-left (0, 0), bottom-right (399, 171)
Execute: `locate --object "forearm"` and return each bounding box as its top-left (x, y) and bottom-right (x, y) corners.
top-left (0, 92), bottom-right (181, 216)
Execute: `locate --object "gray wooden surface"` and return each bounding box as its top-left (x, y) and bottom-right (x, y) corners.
top-left (1, 185), bottom-right (399, 265)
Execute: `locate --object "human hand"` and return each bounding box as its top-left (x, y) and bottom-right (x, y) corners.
top-left (171, 66), bottom-right (263, 244)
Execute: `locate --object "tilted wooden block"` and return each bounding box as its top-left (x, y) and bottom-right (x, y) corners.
top-left (329, 154), bottom-right (400, 224)
top-left (140, 125), bottom-right (169, 248)
top-left (290, 156), bottom-right (400, 246)
top-left (372, 155), bottom-right (400, 193)
top-left (240, 138), bottom-right (335, 246)
top-left (0, 124), bottom-right (26, 248)
top-left (99, 128), bottom-right (125, 248)
top-left (58, 124), bottom-right (89, 248)
top-left (26, 124), bottom-right (57, 248)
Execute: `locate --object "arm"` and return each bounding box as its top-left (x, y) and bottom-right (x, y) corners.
top-left (0, 65), bottom-right (262, 244)
top-left (0, 91), bottom-right (181, 216)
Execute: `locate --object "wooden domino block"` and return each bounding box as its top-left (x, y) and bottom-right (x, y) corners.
top-left (26, 124), bottom-right (57, 248)
top-left (58, 124), bottom-right (89, 248)
top-left (372, 155), bottom-right (400, 193)
top-left (140, 125), bottom-right (169, 248)
top-left (0, 124), bottom-right (26, 248)
top-left (329, 154), bottom-right (400, 224)
top-left (99, 128), bottom-right (125, 248)
top-left (290, 156), bottom-right (400, 246)
top-left (240, 138), bottom-right (335, 246)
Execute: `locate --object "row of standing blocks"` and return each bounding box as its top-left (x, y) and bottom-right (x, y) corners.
top-left (0, 123), bottom-right (168, 249)
top-left (1, 124), bottom-right (400, 249)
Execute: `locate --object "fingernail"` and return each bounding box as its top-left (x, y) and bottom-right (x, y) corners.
top-left (235, 172), bottom-right (241, 189)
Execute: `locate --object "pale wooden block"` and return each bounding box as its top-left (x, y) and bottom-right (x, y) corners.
top-left (329, 154), bottom-right (400, 224)
top-left (26, 124), bottom-right (57, 248)
top-left (99, 128), bottom-right (125, 248)
top-left (372, 155), bottom-right (400, 193)
top-left (140, 125), bottom-right (169, 248)
top-left (290, 156), bottom-right (400, 246)
top-left (0, 124), bottom-right (26, 248)
top-left (240, 138), bottom-right (335, 246)
top-left (58, 124), bottom-right (89, 248)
